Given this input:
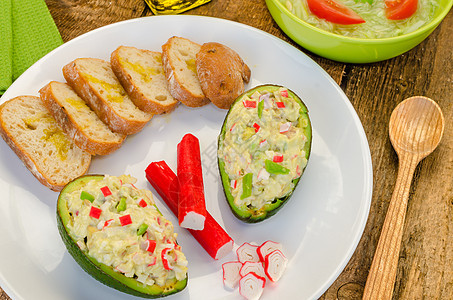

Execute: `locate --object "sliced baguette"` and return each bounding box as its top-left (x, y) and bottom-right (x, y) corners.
top-left (196, 42), bottom-right (251, 109)
top-left (161, 36), bottom-right (209, 107)
top-left (63, 58), bottom-right (153, 135)
top-left (0, 95), bottom-right (91, 191)
top-left (39, 81), bottom-right (126, 155)
top-left (111, 46), bottom-right (179, 114)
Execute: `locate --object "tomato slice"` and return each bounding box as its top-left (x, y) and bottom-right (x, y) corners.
top-left (306, 0), bottom-right (365, 25)
top-left (385, 0), bottom-right (418, 20)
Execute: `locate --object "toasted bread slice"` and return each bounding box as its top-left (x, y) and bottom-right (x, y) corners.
top-left (39, 81), bottom-right (126, 155)
top-left (161, 36), bottom-right (209, 107)
top-left (63, 58), bottom-right (152, 135)
top-left (0, 95), bottom-right (91, 191)
top-left (111, 46), bottom-right (179, 114)
top-left (196, 42), bottom-right (251, 109)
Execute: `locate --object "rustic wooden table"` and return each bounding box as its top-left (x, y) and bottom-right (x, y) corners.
top-left (1, 0), bottom-right (452, 299)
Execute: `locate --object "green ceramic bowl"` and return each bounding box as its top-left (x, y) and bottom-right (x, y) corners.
top-left (265, 0), bottom-right (453, 63)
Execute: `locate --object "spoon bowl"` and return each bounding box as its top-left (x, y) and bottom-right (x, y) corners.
top-left (389, 96), bottom-right (444, 159)
top-left (363, 96), bottom-right (444, 300)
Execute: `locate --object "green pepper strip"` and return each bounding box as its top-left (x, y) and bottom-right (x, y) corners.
top-left (258, 99), bottom-right (264, 119)
top-left (241, 173), bottom-right (253, 199)
top-left (137, 223), bottom-right (148, 236)
top-left (117, 196), bottom-right (127, 212)
top-left (265, 159), bottom-right (290, 174)
top-left (80, 190), bottom-right (95, 202)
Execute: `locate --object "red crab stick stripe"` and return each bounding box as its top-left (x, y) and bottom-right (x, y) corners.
top-left (177, 134), bottom-right (207, 230)
top-left (145, 161), bottom-right (234, 260)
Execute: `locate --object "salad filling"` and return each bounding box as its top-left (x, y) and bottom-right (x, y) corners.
top-left (218, 87), bottom-right (309, 211)
top-left (64, 175), bottom-right (188, 287)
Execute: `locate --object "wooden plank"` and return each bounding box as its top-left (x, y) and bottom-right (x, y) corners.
top-left (320, 9), bottom-right (453, 300)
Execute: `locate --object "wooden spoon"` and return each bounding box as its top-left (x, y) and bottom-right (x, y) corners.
top-left (362, 96), bottom-right (444, 300)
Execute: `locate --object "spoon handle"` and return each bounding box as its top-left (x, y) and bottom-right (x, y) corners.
top-left (363, 153), bottom-right (420, 300)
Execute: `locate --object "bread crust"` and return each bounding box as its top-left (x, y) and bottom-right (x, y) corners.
top-left (0, 96), bottom-right (91, 191)
top-left (111, 46), bottom-right (178, 114)
top-left (39, 81), bottom-right (126, 155)
top-left (63, 58), bottom-right (152, 135)
top-left (196, 42), bottom-right (251, 109)
top-left (161, 36), bottom-right (209, 107)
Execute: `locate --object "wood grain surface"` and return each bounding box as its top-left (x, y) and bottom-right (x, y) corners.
top-left (1, 1), bottom-right (452, 299)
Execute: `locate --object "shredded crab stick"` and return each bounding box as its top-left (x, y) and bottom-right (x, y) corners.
top-left (264, 249), bottom-right (288, 282)
top-left (145, 160), bottom-right (234, 260)
top-left (237, 242), bottom-right (260, 263)
top-left (257, 240), bottom-right (283, 261)
top-left (222, 261), bottom-right (243, 289)
top-left (239, 272), bottom-right (266, 300)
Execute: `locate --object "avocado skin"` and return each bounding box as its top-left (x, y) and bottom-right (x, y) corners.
top-left (56, 175), bottom-right (188, 298)
top-left (218, 85), bottom-right (312, 223)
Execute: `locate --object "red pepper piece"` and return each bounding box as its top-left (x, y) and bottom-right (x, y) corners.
top-left (138, 199), bottom-right (148, 207)
top-left (145, 161), bottom-right (234, 260)
top-left (243, 100), bottom-right (257, 108)
top-left (119, 214), bottom-right (132, 226)
top-left (89, 206), bottom-right (102, 219)
top-left (273, 155), bottom-right (284, 163)
top-left (276, 101), bottom-right (286, 108)
top-left (253, 123), bottom-right (260, 133)
top-left (177, 134), bottom-right (207, 230)
top-left (145, 240), bottom-right (157, 253)
top-left (100, 186), bottom-right (112, 197)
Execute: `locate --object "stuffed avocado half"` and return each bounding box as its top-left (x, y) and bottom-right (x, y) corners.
top-left (218, 85), bottom-right (312, 223)
top-left (57, 175), bottom-right (188, 298)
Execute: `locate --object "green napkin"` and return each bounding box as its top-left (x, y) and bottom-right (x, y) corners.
top-left (0, 0), bottom-right (63, 95)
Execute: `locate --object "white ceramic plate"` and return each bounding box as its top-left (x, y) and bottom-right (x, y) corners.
top-left (0, 15), bottom-right (372, 300)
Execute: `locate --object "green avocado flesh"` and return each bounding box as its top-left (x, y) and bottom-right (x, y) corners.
top-left (218, 85), bottom-right (312, 223)
top-left (57, 175), bottom-right (187, 298)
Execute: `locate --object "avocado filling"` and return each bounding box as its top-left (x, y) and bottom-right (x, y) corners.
top-left (218, 87), bottom-right (309, 211)
top-left (64, 175), bottom-right (188, 287)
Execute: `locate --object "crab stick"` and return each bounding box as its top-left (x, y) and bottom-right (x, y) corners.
top-left (222, 261), bottom-right (243, 289)
top-left (177, 134), bottom-right (207, 230)
top-left (145, 161), bottom-right (234, 260)
top-left (240, 261), bottom-right (266, 280)
top-left (257, 240), bottom-right (283, 261)
top-left (237, 242), bottom-right (260, 263)
top-left (239, 272), bottom-right (266, 300)
top-left (263, 249), bottom-right (288, 282)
